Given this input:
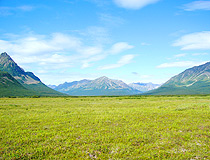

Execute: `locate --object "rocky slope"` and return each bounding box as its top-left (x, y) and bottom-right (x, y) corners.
top-left (0, 52), bottom-right (65, 96)
top-left (145, 62), bottom-right (210, 95)
top-left (55, 76), bottom-right (142, 96)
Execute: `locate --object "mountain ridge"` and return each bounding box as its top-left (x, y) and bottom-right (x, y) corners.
top-left (0, 52), bottom-right (41, 84)
top-left (0, 69), bottom-right (36, 97)
top-left (145, 62), bottom-right (210, 95)
top-left (54, 76), bottom-right (142, 96)
top-left (1, 52), bottom-right (209, 96)
top-left (0, 52), bottom-right (65, 97)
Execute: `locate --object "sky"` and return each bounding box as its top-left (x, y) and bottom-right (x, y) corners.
top-left (0, 0), bottom-right (210, 85)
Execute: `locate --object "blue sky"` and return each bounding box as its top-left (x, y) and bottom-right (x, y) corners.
top-left (0, 0), bottom-right (210, 85)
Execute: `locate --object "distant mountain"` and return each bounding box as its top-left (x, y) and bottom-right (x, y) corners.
top-left (129, 82), bottom-right (160, 92)
top-left (55, 76), bottom-right (142, 96)
top-left (0, 52), bottom-right (65, 96)
top-left (55, 79), bottom-right (91, 91)
top-left (146, 62), bottom-right (210, 95)
top-left (47, 84), bottom-right (57, 89)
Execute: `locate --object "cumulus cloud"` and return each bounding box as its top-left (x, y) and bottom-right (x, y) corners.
top-left (109, 42), bottom-right (134, 54)
top-left (78, 46), bottom-right (103, 57)
top-left (113, 0), bottom-right (160, 9)
top-left (173, 31), bottom-right (210, 50)
top-left (183, 1), bottom-right (210, 11)
top-left (0, 32), bottom-right (103, 71)
top-left (0, 32), bottom-right (136, 71)
top-left (0, 33), bottom-right (81, 56)
top-left (157, 61), bottom-right (206, 68)
top-left (99, 54), bottom-right (135, 70)
top-left (81, 54), bottom-right (106, 69)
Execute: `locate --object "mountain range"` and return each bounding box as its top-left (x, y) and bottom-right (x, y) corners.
top-left (53, 76), bottom-right (143, 96)
top-left (129, 82), bottom-right (160, 92)
top-left (146, 62), bottom-right (210, 95)
top-left (51, 77), bottom-right (160, 96)
top-left (0, 52), bottom-right (65, 97)
top-left (1, 52), bottom-right (210, 96)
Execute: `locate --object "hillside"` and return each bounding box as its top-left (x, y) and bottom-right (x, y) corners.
top-left (0, 70), bottom-right (36, 97)
top-left (55, 76), bottom-right (142, 96)
top-left (146, 62), bottom-right (210, 95)
top-left (0, 52), bottom-right (65, 96)
top-left (55, 79), bottom-right (91, 91)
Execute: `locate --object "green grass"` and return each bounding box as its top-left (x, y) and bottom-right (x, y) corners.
top-left (0, 96), bottom-right (209, 159)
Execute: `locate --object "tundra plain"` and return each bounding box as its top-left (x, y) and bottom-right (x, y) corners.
top-left (0, 96), bottom-right (210, 159)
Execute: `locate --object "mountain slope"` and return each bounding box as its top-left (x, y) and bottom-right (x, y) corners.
top-left (129, 82), bottom-right (160, 92)
top-left (146, 62), bottom-right (210, 95)
top-left (0, 52), bottom-right (65, 96)
top-left (55, 76), bottom-right (142, 96)
top-left (55, 79), bottom-right (91, 91)
top-left (0, 70), bottom-right (36, 97)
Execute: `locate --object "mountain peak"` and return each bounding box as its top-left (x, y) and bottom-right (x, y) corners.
top-left (1, 52), bottom-right (9, 56)
top-left (0, 52), bottom-right (25, 77)
top-left (0, 52), bottom-right (41, 84)
top-left (97, 76), bottom-right (109, 80)
top-left (0, 52), bottom-right (14, 61)
top-left (54, 76), bottom-right (142, 96)
top-left (0, 52), bottom-right (65, 96)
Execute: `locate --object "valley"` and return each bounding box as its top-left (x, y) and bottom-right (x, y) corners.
top-left (1, 52), bottom-right (210, 97)
top-left (0, 0), bottom-right (209, 159)
top-left (0, 96), bottom-right (209, 159)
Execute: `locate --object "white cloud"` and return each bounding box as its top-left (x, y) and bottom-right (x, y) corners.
top-left (41, 54), bottom-right (71, 64)
top-left (174, 53), bottom-right (186, 58)
top-left (0, 29), bottom-right (137, 84)
top-left (0, 33), bottom-right (81, 56)
top-left (0, 32), bottom-right (136, 72)
top-left (78, 46), bottom-right (102, 57)
top-left (81, 54), bottom-right (106, 69)
top-left (82, 26), bottom-right (110, 44)
top-left (99, 54), bottom-right (135, 70)
top-left (140, 75), bottom-right (152, 79)
top-left (0, 32), bottom-right (103, 71)
top-left (113, 0), bottom-right (160, 9)
top-left (173, 31), bottom-right (210, 50)
top-left (183, 1), bottom-right (210, 11)
top-left (157, 61), bottom-right (206, 68)
top-left (109, 42), bottom-right (134, 54)
top-left (192, 52), bottom-right (208, 56)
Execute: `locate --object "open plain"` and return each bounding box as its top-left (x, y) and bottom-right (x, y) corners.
top-left (0, 96), bottom-right (210, 159)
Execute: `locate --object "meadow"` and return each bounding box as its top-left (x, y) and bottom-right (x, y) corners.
top-left (0, 95), bottom-right (209, 159)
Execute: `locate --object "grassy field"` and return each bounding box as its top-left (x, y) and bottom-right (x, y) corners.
top-left (0, 96), bottom-right (210, 159)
